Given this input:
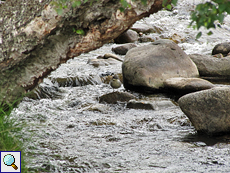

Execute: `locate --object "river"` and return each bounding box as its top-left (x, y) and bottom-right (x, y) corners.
top-left (11, 0), bottom-right (230, 172)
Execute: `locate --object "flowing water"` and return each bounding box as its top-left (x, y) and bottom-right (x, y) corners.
top-left (11, 0), bottom-right (230, 172)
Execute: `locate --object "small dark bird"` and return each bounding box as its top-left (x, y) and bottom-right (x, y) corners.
top-left (110, 75), bottom-right (121, 91)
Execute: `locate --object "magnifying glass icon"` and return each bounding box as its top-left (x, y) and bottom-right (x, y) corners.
top-left (3, 154), bottom-right (18, 170)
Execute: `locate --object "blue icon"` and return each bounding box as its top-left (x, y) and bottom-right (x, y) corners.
top-left (3, 154), bottom-right (18, 170)
top-left (0, 151), bottom-right (21, 173)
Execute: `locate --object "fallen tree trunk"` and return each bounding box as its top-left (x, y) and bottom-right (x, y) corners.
top-left (0, 0), bottom-right (169, 106)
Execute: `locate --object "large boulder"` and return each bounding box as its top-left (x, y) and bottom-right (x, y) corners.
top-left (178, 87), bottom-right (230, 135)
top-left (122, 39), bottom-right (199, 91)
top-left (189, 54), bottom-right (230, 77)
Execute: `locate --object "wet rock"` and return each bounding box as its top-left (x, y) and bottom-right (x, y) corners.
top-left (131, 23), bottom-right (163, 34)
top-left (87, 59), bottom-right (109, 67)
top-left (66, 124), bottom-right (75, 128)
top-left (164, 77), bottom-right (215, 94)
top-left (99, 91), bottom-right (136, 104)
top-left (126, 99), bottom-right (157, 110)
top-left (189, 54), bottom-right (230, 77)
top-left (178, 87), bottom-right (230, 135)
top-left (50, 75), bottom-right (102, 87)
top-left (100, 73), bottom-right (123, 84)
top-left (103, 53), bottom-right (123, 62)
top-left (89, 120), bottom-right (116, 126)
top-left (170, 33), bottom-right (186, 44)
top-left (155, 100), bottom-right (176, 109)
top-left (112, 43), bottom-right (137, 55)
top-left (27, 79), bottom-right (62, 99)
top-left (131, 23), bottom-right (156, 34)
top-left (114, 30), bottom-right (138, 44)
top-left (160, 33), bottom-right (186, 44)
top-left (68, 100), bottom-right (81, 108)
top-left (148, 123), bottom-right (163, 131)
top-left (212, 42), bottom-right (230, 56)
top-left (88, 57), bottom-right (121, 67)
top-left (122, 39), bottom-right (199, 91)
top-left (105, 135), bottom-right (121, 142)
top-left (86, 104), bottom-right (110, 113)
top-left (138, 35), bottom-right (156, 43)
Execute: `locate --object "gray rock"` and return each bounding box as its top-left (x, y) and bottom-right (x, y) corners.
top-left (138, 36), bottom-right (156, 43)
top-left (88, 54), bottom-right (122, 67)
top-left (155, 100), bottom-right (176, 109)
top-left (212, 42), bottom-right (230, 56)
top-left (122, 39), bottom-right (199, 91)
top-left (114, 30), bottom-right (138, 44)
top-left (126, 99), bottom-right (157, 110)
top-left (112, 43), bottom-right (137, 55)
top-left (164, 77), bottom-right (215, 94)
top-left (178, 87), bottom-right (230, 135)
top-left (87, 58), bottom-right (109, 67)
top-left (103, 53), bottom-right (123, 62)
top-left (50, 75), bottom-right (102, 87)
top-left (131, 23), bottom-right (156, 34)
top-left (99, 91), bottom-right (136, 104)
top-left (85, 104), bottom-right (110, 113)
top-left (131, 23), bottom-right (163, 34)
top-left (100, 74), bottom-right (123, 85)
top-left (189, 54), bottom-right (230, 77)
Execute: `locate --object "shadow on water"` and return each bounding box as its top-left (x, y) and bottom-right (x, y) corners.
top-left (181, 132), bottom-right (230, 146)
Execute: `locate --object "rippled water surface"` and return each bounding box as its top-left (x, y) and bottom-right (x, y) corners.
top-left (12, 0), bottom-right (230, 172)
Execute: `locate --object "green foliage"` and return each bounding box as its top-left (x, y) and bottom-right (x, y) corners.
top-left (196, 31), bottom-right (202, 39)
top-left (190, 0), bottom-right (230, 38)
top-left (73, 28), bottom-right (85, 35)
top-left (163, 0), bottom-right (178, 10)
top-left (0, 103), bottom-right (28, 172)
top-left (52, 0), bottom-right (152, 14)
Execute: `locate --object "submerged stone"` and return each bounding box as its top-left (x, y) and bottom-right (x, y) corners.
top-left (126, 99), bottom-right (157, 110)
top-left (99, 91), bottom-right (135, 104)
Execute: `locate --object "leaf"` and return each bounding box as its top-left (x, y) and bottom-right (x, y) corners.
top-left (75, 29), bottom-right (85, 35)
top-left (167, 4), bottom-right (172, 10)
top-left (218, 13), bottom-right (225, 23)
top-left (121, 0), bottom-right (128, 8)
top-left (207, 31), bottom-right (213, 35)
top-left (196, 32), bottom-right (202, 39)
top-left (218, 4), bottom-right (226, 13)
top-left (119, 7), bottom-right (125, 12)
top-left (172, 0), bottom-right (178, 5)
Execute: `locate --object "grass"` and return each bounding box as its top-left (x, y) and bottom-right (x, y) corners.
top-left (0, 102), bottom-right (29, 172)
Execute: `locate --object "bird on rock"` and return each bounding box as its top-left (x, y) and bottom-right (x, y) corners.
top-left (110, 75), bottom-right (121, 91)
